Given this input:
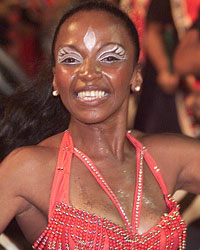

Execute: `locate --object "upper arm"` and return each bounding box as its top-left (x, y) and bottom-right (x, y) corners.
top-left (176, 136), bottom-right (200, 194)
top-left (146, 0), bottom-right (172, 25)
top-left (0, 148), bottom-right (31, 233)
top-left (140, 133), bottom-right (200, 195)
top-left (143, 22), bottom-right (172, 75)
top-left (0, 142), bottom-right (58, 242)
top-left (174, 29), bottom-right (200, 76)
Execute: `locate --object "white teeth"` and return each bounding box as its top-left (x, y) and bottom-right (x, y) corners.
top-left (77, 90), bottom-right (107, 100)
top-left (98, 91), bottom-right (101, 98)
top-left (91, 91), bottom-right (95, 97)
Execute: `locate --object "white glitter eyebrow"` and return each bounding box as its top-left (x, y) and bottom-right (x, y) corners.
top-left (58, 47), bottom-right (81, 57)
top-left (115, 46), bottom-right (126, 56)
top-left (57, 47), bottom-right (82, 63)
top-left (96, 44), bottom-right (127, 61)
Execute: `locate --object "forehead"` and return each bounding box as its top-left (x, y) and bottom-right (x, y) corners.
top-left (55, 10), bottom-right (132, 48)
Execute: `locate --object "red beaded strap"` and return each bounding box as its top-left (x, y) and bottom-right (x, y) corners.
top-left (127, 133), bottom-right (172, 209)
top-left (131, 147), bottom-right (144, 233)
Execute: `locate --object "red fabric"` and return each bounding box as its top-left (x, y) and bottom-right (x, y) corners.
top-left (129, 0), bottom-right (151, 62)
top-left (34, 131), bottom-right (186, 249)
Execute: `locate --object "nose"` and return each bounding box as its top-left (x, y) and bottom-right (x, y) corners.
top-left (77, 58), bottom-right (102, 81)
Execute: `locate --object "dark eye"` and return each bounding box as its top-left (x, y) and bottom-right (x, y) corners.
top-left (106, 56), bottom-right (119, 62)
top-left (62, 57), bottom-right (80, 64)
top-left (100, 56), bottom-right (120, 63)
top-left (67, 58), bottom-right (75, 63)
top-left (58, 54), bottom-right (83, 65)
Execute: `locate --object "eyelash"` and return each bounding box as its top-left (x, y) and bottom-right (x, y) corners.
top-left (58, 56), bottom-right (82, 65)
top-left (99, 55), bottom-right (121, 63)
top-left (97, 53), bottom-right (126, 64)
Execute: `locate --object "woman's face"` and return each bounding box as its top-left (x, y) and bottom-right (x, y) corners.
top-left (53, 10), bottom-right (137, 124)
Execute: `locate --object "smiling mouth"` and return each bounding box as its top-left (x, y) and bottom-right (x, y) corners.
top-left (77, 90), bottom-right (108, 101)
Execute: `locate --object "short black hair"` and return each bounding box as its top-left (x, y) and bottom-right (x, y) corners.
top-left (51, 0), bottom-right (139, 67)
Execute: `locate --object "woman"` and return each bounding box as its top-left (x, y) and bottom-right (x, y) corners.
top-left (0, 1), bottom-right (199, 249)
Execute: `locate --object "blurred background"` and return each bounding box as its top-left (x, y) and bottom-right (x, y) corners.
top-left (0, 0), bottom-right (200, 249)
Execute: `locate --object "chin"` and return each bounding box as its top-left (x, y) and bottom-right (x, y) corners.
top-left (74, 112), bottom-right (112, 125)
top-left (78, 117), bottom-right (107, 125)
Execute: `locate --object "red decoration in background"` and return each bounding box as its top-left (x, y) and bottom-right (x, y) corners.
top-left (186, 0), bottom-right (200, 22)
top-left (45, 0), bottom-right (56, 6)
top-left (185, 0), bottom-right (200, 90)
top-left (129, 0), bottom-right (151, 63)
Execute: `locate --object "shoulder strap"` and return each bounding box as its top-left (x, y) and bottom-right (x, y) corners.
top-left (127, 133), bottom-right (171, 206)
top-left (131, 145), bottom-right (144, 233)
top-left (48, 131), bottom-right (73, 220)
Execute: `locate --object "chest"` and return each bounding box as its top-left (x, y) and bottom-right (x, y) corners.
top-left (68, 155), bottom-right (168, 234)
top-left (22, 146), bottom-right (167, 240)
top-left (32, 152), bottom-right (186, 250)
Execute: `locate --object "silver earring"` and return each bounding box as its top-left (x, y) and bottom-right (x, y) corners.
top-left (52, 90), bottom-right (59, 96)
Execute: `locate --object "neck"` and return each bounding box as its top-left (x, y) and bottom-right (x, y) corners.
top-left (68, 101), bottom-right (132, 161)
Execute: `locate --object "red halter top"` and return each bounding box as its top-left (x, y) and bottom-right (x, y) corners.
top-left (33, 131), bottom-right (186, 249)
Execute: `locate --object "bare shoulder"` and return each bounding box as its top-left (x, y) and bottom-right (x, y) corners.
top-left (0, 132), bottom-right (65, 233)
top-left (1, 132), bottom-right (63, 167)
top-left (133, 130), bottom-right (198, 153)
top-left (132, 130), bottom-right (200, 193)
top-left (0, 132), bottom-right (64, 195)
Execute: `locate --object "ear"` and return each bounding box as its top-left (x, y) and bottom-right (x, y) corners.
top-left (130, 64), bottom-right (143, 93)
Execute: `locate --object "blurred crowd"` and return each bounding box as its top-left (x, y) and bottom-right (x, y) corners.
top-left (0, 0), bottom-right (71, 96)
top-left (0, 0), bottom-right (200, 249)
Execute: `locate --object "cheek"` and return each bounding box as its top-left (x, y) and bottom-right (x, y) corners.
top-left (103, 60), bottom-right (133, 81)
top-left (54, 68), bottom-right (73, 109)
top-left (54, 66), bottom-right (74, 90)
top-left (104, 65), bottom-right (132, 93)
